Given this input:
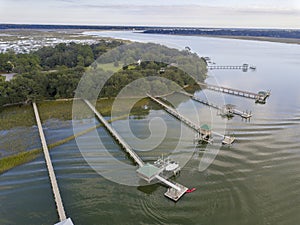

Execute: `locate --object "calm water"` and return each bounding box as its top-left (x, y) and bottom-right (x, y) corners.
top-left (1, 32), bottom-right (300, 225)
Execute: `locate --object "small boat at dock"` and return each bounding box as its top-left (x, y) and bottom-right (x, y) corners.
top-left (186, 188), bottom-right (196, 193)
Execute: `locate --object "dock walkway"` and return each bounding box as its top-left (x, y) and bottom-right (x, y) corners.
top-left (207, 65), bottom-right (248, 70)
top-left (83, 99), bottom-right (187, 201)
top-left (197, 82), bottom-right (270, 103)
top-left (33, 103), bottom-right (69, 224)
top-left (147, 94), bottom-right (199, 132)
top-left (83, 99), bottom-right (144, 167)
top-left (181, 92), bottom-right (252, 119)
top-left (147, 94), bottom-right (235, 144)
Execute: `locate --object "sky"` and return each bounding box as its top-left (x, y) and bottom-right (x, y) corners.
top-left (0, 0), bottom-right (300, 28)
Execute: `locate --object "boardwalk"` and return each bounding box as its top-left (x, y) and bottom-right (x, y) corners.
top-left (147, 94), bottom-right (235, 144)
top-left (197, 82), bottom-right (270, 103)
top-left (32, 103), bottom-right (67, 222)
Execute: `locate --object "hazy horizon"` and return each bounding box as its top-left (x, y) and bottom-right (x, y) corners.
top-left (0, 0), bottom-right (300, 29)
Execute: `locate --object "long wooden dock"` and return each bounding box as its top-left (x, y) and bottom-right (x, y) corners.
top-left (197, 82), bottom-right (270, 103)
top-left (33, 103), bottom-right (70, 224)
top-left (83, 99), bottom-right (144, 167)
top-left (83, 99), bottom-right (187, 201)
top-left (181, 92), bottom-right (252, 119)
top-left (147, 94), bottom-right (199, 132)
top-left (147, 94), bottom-right (235, 144)
top-left (207, 64), bottom-right (248, 70)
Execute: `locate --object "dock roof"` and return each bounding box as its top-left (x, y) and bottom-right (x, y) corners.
top-left (136, 163), bottom-right (161, 181)
top-left (200, 124), bottom-right (211, 131)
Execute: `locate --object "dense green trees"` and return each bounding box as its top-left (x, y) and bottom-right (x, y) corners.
top-left (0, 52), bottom-right (41, 73)
top-left (35, 43), bottom-right (94, 69)
top-left (0, 41), bottom-right (207, 108)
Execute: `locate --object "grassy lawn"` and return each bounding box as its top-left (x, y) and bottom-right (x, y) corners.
top-left (98, 62), bottom-right (122, 72)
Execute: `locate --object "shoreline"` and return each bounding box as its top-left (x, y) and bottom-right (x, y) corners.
top-left (140, 32), bottom-right (300, 45)
top-left (204, 35), bottom-right (300, 45)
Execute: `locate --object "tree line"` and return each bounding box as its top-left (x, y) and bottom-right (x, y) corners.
top-left (0, 41), bottom-right (207, 108)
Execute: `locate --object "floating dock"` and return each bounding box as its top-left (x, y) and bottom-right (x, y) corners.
top-left (83, 99), bottom-right (188, 201)
top-left (181, 92), bottom-right (252, 119)
top-left (197, 82), bottom-right (270, 104)
top-left (147, 94), bottom-right (235, 145)
top-left (33, 103), bottom-right (73, 225)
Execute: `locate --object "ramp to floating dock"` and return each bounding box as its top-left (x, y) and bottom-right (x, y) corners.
top-left (33, 103), bottom-right (67, 223)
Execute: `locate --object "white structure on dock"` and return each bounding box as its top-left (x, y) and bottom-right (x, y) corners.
top-left (147, 94), bottom-right (235, 145)
top-left (83, 99), bottom-right (188, 201)
top-left (32, 103), bottom-right (73, 225)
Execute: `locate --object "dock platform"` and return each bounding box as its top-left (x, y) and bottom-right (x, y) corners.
top-left (164, 182), bottom-right (188, 202)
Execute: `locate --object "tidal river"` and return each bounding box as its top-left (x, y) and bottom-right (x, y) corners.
top-left (1, 31), bottom-right (300, 225)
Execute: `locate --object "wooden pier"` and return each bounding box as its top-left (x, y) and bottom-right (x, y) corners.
top-left (181, 92), bottom-right (252, 119)
top-left (207, 64), bottom-right (248, 71)
top-left (147, 94), bottom-right (200, 132)
top-left (83, 99), bottom-right (187, 201)
top-left (197, 82), bottom-right (270, 104)
top-left (33, 103), bottom-right (73, 225)
top-left (147, 94), bottom-right (235, 145)
top-left (83, 99), bottom-right (144, 167)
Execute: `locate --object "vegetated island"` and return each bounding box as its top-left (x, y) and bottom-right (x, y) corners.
top-left (0, 34), bottom-right (207, 174)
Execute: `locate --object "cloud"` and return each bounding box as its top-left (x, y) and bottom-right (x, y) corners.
top-left (0, 2), bottom-right (299, 28)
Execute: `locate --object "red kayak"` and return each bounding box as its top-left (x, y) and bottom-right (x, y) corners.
top-left (186, 188), bottom-right (196, 193)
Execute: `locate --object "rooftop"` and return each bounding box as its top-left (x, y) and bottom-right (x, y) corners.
top-left (136, 163), bottom-right (161, 182)
top-left (200, 124), bottom-right (211, 131)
